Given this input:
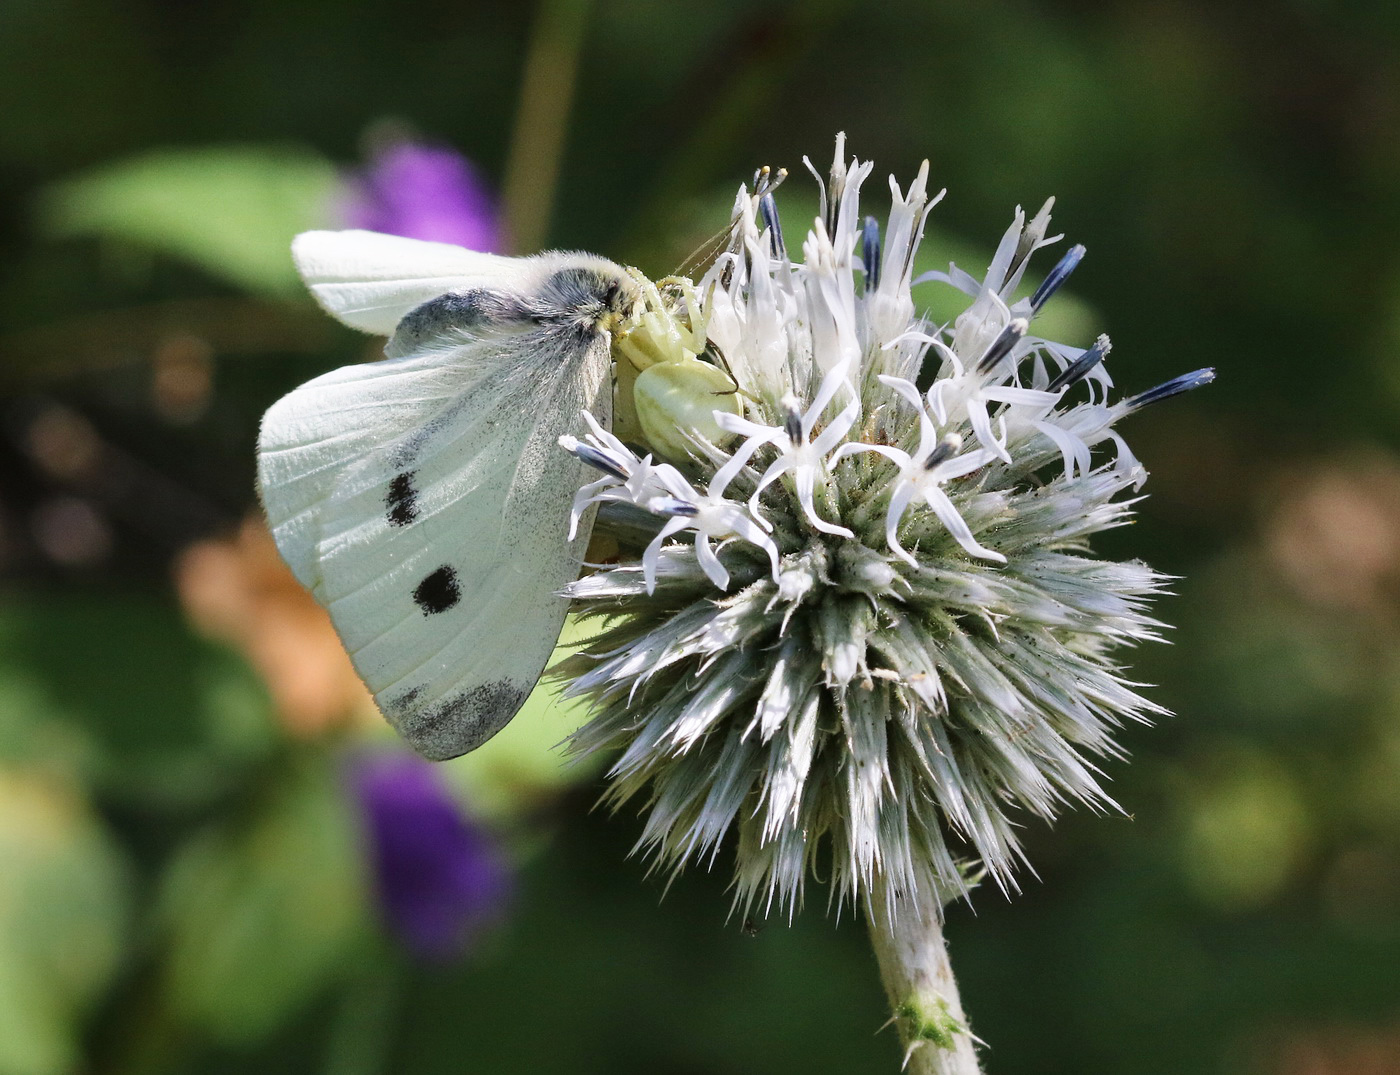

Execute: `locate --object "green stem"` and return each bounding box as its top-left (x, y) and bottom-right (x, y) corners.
top-left (500, 0), bottom-right (592, 253)
top-left (867, 872), bottom-right (982, 1075)
top-left (322, 945), bottom-right (405, 1075)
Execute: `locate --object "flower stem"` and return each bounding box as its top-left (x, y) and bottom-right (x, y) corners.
top-left (500, 0), bottom-right (592, 253)
top-left (867, 873), bottom-right (982, 1075)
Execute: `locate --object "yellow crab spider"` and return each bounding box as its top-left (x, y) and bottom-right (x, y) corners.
top-left (614, 271), bottom-right (742, 461)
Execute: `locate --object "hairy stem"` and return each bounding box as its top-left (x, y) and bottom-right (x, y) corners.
top-left (867, 873), bottom-right (982, 1075)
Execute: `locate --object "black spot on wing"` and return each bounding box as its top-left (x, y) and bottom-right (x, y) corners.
top-left (385, 471), bottom-right (418, 526)
top-left (413, 565), bottom-right (460, 615)
top-left (385, 680), bottom-right (530, 760)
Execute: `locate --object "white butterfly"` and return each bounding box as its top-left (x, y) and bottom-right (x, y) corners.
top-left (257, 230), bottom-right (641, 760)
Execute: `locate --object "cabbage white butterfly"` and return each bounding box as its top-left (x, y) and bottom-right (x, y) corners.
top-left (257, 230), bottom-right (645, 760)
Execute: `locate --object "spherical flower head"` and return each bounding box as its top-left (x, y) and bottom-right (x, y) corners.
top-left (555, 136), bottom-right (1212, 916)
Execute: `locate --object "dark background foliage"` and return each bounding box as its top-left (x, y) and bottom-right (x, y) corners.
top-left (2, 1), bottom-right (1399, 1073)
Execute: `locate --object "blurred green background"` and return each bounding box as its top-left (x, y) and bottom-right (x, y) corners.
top-left (2, 0), bottom-right (1399, 1072)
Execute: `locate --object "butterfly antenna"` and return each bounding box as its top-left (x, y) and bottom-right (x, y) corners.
top-left (674, 221), bottom-right (739, 281)
top-left (674, 164), bottom-right (790, 280)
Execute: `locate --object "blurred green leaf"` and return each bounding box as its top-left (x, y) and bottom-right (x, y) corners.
top-left (1179, 742), bottom-right (1314, 910)
top-left (0, 767), bottom-right (130, 1075)
top-left (0, 592), bottom-right (277, 808)
top-left (158, 755), bottom-right (368, 1045)
top-left (36, 147), bottom-right (339, 296)
top-left (0, 960), bottom-right (70, 1075)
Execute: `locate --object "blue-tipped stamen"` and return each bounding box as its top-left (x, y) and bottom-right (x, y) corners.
top-left (1047, 334), bottom-right (1110, 392)
top-left (1122, 368), bottom-right (1216, 411)
top-left (565, 440), bottom-right (630, 481)
top-left (976, 318), bottom-right (1029, 374)
top-left (923, 434), bottom-right (960, 471)
top-left (649, 497), bottom-right (699, 518)
top-left (862, 216), bottom-right (882, 294)
top-left (1029, 244), bottom-right (1085, 312)
top-left (753, 166), bottom-right (788, 261)
top-left (759, 193), bottom-right (786, 259)
top-left (782, 402), bottom-right (804, 444)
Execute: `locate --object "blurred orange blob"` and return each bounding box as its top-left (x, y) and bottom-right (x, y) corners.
top-left (151, 333), bottom-right (216, 423)
top-left (175, 516), bottom-right (375, 738)
top-left (1271, 1024), bottom-right (1400, 1075)
top-left (1264, 452), bottom-right (1400, 619)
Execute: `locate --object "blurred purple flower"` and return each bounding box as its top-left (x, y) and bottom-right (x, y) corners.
top-left (350, 751), bottom-right (511, 962)
top-left (340, 138), bottom-right (500, 251)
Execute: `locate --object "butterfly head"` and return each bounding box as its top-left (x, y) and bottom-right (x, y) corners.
top-left (595, 270), bottom-right (643, 333)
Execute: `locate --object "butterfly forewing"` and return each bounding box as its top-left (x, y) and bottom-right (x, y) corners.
top-left (291, 229), bottom-right (532, 335)
top-left (319, 324), bottom-right (610, 759)
top-left (259, 248), bottom-right (629, 760)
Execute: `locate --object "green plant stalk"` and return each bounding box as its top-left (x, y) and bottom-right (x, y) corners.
top-left (867, 872), bottom-right (981, 1074)
top-left (500, 0), bottom-right (592, 253)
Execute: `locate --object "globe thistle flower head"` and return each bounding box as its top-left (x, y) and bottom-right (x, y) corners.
top-left (555, 135), bottom-right (1212, 917)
